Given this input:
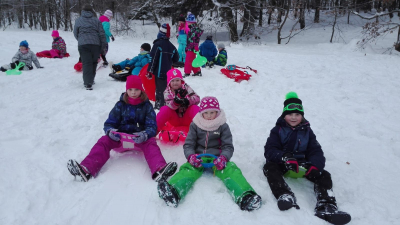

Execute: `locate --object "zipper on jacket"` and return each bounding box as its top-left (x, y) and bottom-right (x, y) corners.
top-left (204, 131), bottom-right (209, 154)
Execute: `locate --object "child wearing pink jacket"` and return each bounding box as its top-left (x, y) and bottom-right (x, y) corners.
top-left (156, 68), bottom-right (200, 133)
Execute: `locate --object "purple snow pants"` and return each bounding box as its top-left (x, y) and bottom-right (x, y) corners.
top-left (81, 136), bottom-right (167, 178)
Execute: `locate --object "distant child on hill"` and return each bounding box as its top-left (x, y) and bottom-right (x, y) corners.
top-left (156, 68), bottom-right (200, 133)
top-left (199, 35), bottom-right (218, 68)
top-left (177, 15), bottom-right (187, 63)
top-left (183, 13), bottom-right (203, 77)
top-left (157, 96), bottom-right (262, 211)
top-left (67, 76), bottom-right (177, 182)
top-left (99, 9), bottom-right (114, 67)
top-left (1, 40), bottom-right (43, 72)
top-left (213, 43), bottom-right (227, 67)
top-left (111, 43), bottom-right (151, 75)
top-left (263, 92), bottom-right (351, 224)
top-left (36, 30), bottom-right (68, 58)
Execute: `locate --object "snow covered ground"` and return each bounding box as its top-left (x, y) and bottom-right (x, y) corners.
top-left (1, 15), bottom-right (400, 225)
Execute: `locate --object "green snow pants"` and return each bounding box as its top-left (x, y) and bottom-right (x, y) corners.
top-left (168, 159), bottom-right (257, 204)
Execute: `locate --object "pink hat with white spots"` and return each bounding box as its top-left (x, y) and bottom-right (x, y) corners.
top-left (199, 96), bottom-right (220, 113)
top-left (167, 68), bottom-right (185, 85)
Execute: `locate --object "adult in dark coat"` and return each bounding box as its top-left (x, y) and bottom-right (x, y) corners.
top-left (74, 5), bottom-right (107, 90)
top-left (147, 23), bottom-right (179, 110)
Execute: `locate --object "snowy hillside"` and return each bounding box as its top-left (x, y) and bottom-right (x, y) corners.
top-left (1, 20), bottom-right (400, 225)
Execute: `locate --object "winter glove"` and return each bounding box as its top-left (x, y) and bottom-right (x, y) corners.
top-left (194, 46), bottom-right (199, 52)
top-left (176, 88), bottom-right (188, 98)
top-left (106, 128), bottom-right (121, 142)
top-left (188, 154), bottom-right (202, 168)
top-left (305, 166), bottom-right (320, 180)
top-left (213, 155), bottom-right (227, 170)
top-left (132, 131), bottom-right (148, 144)
top-left (146, 72), bottom-right (153, 79)
top-left (282, 153), bottom-right (299, 173)
top-left (173, 96), bottom-right (189, 105)
top-left (111, 35), bottom-right (115, 42)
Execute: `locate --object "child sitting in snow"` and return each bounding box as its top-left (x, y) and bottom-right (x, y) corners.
top-left (156, 68), bottom-right (200, 133)
top-left (199, 35), bottom-right (218, 68)
top-left (67, 76), bottom-right (177, 182)
top-left (157, 96), bottom-right (262, 211)
top-left (36, 30), bottom-right (67, 58)
top-left (213, 43), bottom-right (228, 67)
top-left (1, 40), bottom-right (43, 72)
top-left (263, 92), bottom-right (351, 224)
top-left (111, 43), bottom-right (151, 75)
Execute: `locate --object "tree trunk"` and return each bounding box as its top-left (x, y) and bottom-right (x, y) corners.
top-left (268, 8), bottom-right (272, 25)
top-left (277, 7), bottom-right (290, 44)
top-left (259, 3), bottom-right (263, 26)
top-left (330, 9), bottom-right (337, 43)
top-left (221, 7), bottom-right (238, 42)
top-left (314, 0), bottom-right (320, 23)
top-left (299, 1), bottom-right (305, 29)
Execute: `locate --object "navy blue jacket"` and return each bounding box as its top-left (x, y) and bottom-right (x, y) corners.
top-left (103, 93), bottom-right (157, 138)
top-left (199, 40), bottom-right (218, 61)
top-left (147, 37), bottom-right (179, 79)
top-left (264, 117), bottom-right (326, 171)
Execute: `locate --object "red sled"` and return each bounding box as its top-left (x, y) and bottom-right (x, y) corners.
top-left (36, 52), bottom-right (70, 58)
top-left (158, 122), bottom-right (189, 144)
top-left (220, 68), bottom-right (252, 82)
top-left (138, 64), bottom-right (156, 101)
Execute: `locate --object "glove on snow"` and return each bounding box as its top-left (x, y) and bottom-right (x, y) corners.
top-left (106, 128), bottom-right (120, 142)
top-left (132, 131), bottom-right (148, 144)
top-left (188, 154), bottom-right (202, 168)
top-left (213, 155), bottom-right (227, 170)
top-left (282, 153), bottom-right (299, 173)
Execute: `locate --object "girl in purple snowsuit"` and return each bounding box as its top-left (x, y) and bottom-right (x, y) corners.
top-left (67, 76), bottom-right (177, 182)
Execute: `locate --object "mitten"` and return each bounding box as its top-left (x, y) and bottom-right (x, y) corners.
top-left (146, 72), bottom-right (153, 79)
top-left (176, 88), bottom-right (188, 98)
top-left (106, 128), bottom-right (120, 142)
top-left (194, 46), bottom-right (199, 52)
top-left (282, 153), bottom-right (299, 173)
top-left (111, 35), bottom-right (115, 42)
top-left (132, 131), bottom-right (148, 144)
top-left (305, 166), bottom-right (320, 180)
top-left (213, 155), bottom-right (227, 170)
top-left (188, 154), bottom-right (202, 168)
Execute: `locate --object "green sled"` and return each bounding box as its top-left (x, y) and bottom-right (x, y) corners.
top-left (283, 166), bottom-right (307, 179)
top-left (6, 62), bottom-right (25, 75)
top-left (191, 50), bottom-right (207, 68)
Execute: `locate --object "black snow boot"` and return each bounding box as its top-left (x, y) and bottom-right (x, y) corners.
top-left (183, 73), bottom-right (190, 78)
top-left (277, 193), bottom-right (300, 211)
top-left (157, 178), bottom-right (180, 208)
top-left (84, 84), bottom-right (93, 90)
top-left (314, 185), bottom-right (351, 224)
top-left (112, 64), bottom-right (122, 73)
top-left (193, 71), bottom-right (202, 76)
top-left (67, 159), bottom-right (92, 182)
top-left (240, 193), bottom-right (262, 211)
top-left (0, 67), bottom-right (6, 72)
top-left (152, 162), bottom-right (178, 182)
top-left (154, 100), bottom-right (162, 110)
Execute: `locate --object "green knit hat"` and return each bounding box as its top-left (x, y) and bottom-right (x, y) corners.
top-left (281, 92), bottom-right (304, 118)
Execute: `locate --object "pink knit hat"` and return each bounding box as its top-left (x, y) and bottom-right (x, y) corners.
top-left (104, 10), bottom-right (113, 18)
top-left (126, 75), bottom-right (144, 91)
top-left (167, 68), bottom-right (185, 85)
top-left (199, 96), bottom-right (220, 113)
top-left (51, 30), bottom-right (59, 37)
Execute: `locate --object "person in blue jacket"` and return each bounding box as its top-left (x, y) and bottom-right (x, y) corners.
top-left (111, 43), bottom-right (151, 75)
top-left (99, 10), bottom-right (115, 67)
top-left (263, 92), bottom-right (351, 225)
top-left (146, 23), bottom-right (179, 110)
top-left (199, 36), bottom-right (218, 68)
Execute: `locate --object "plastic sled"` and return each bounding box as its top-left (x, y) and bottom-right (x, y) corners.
top-left (138, 64), bottom-right (156, 101)
top-left (197, 153), bottom-right (217, 168)
top-left (283, 166), bottom-right (307, 179)
top-left (158, 122), bottom-right (189, 144)
top-left (110, 131), bottom-right (140, 152)
top-left (220, 68), bottom-right (252, 82)
top-left (172, 61), bottom-right (185, 68)
top-left (109, 70), bottom-right (131, 81)
top-left (6, 62), bottom-right (25, 75)
top-left (192, 51), bottom-right (207, 68)
top-left (36, 52), bottom-right (70, 58)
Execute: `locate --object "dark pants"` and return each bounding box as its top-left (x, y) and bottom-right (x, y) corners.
top-left (78, 44), bottom-right (101, 86)
top-left (101, 43), bottom-right (109, 63)
top-left (263, 162), bottom-right (337, 207)
top-left (155, 76), bottom-right (167, 106)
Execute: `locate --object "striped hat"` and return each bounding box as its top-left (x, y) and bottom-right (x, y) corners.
top-left (104, 10), bottom-right (113, 18)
